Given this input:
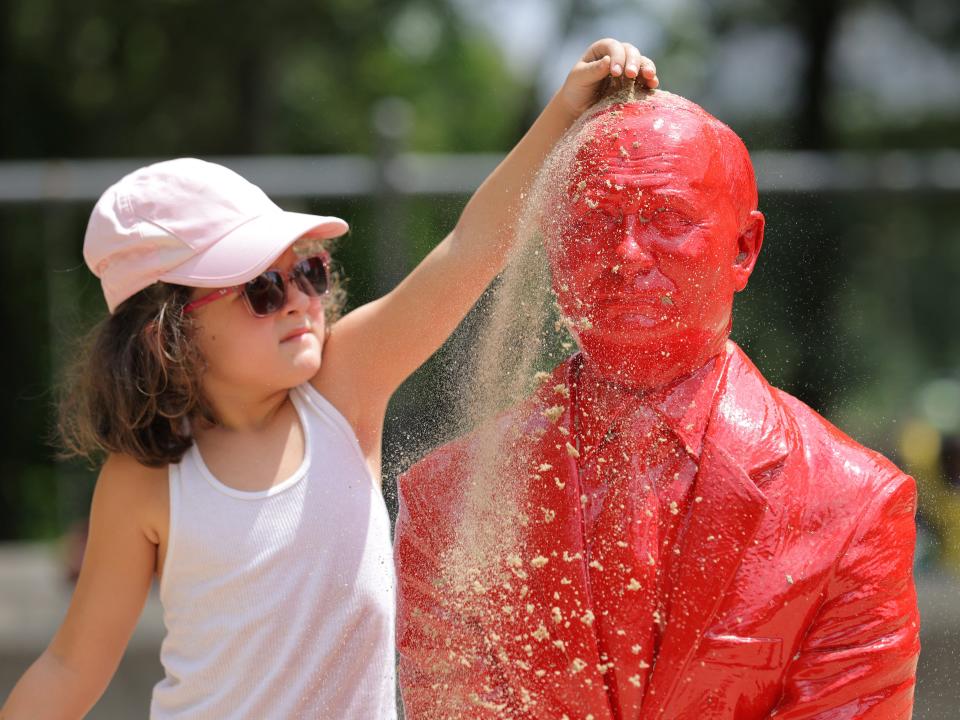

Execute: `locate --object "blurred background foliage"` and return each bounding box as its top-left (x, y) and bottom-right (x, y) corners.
top-left (0, 0), bottom-right (958, 589)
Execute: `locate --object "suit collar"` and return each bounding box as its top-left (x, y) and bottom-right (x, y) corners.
top-left (570, 351), bottom-right (725, 463)
top-left (709, 341), bottom-right (794, 480)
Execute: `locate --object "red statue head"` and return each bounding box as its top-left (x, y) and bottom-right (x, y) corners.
top-left (543, 90), bottom-right (765, 390)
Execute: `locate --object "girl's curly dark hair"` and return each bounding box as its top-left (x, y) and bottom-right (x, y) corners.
top-left (57, 245), bottom-right (346, 468)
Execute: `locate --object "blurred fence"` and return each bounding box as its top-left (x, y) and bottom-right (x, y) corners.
top-left (2, 148), bottom-right (960, 204)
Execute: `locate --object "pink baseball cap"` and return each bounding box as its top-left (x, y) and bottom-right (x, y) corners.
top-left (83, 157), bottom-right (349, 313)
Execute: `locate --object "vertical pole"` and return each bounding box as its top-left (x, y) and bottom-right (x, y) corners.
top-left (42, 164), bottom-right (92, 545)
top-left (371, 97), bottom-right (414, 296)
top-left (372, 98), bottom-right (414, 720)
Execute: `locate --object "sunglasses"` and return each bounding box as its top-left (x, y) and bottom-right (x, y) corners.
top-left (183, 254), bottom-right (331, 317)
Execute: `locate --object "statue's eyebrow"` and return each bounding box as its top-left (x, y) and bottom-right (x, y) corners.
top-left (646, 190), bottom-right (697, 211)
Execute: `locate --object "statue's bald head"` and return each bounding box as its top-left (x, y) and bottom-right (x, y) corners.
top-left (562, 90), bottom-right (758, 234)
top-left (539, 88), bottom-right (766, 390)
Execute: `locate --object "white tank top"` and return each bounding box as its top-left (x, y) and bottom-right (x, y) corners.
top-left (151, 384), bottom-right (397, 719)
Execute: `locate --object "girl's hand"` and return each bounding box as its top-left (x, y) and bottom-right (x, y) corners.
top-left (558, 38), bottom-right (659, 118)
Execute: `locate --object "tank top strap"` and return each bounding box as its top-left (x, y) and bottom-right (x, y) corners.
top-left (292, 382), bottom-right (375, 488)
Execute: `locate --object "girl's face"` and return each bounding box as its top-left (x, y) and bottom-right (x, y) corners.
top-left (191, 246), bottom-right (327, 397)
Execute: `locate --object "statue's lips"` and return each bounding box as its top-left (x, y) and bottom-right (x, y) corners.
top-left (590, 294), bottom-right (675, 328)
top-left (594, 291), bottom-right (673, 308)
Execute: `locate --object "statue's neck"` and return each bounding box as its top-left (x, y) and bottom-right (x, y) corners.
top-left (576, 349), bottom-right (722, 399)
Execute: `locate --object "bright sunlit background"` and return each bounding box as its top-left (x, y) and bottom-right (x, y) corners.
top-left (1, 0), bottom-right (958, 716)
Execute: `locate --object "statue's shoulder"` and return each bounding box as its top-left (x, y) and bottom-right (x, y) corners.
top-left (777, 386), bottom-right (910, 489)
top-left (721, 342), bottom-right (909, 494)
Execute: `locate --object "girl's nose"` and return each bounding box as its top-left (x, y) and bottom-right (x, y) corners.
top-left (615, 214), bottom-right (655, 269)
top-left (283, 279), bottom-right (312, 314)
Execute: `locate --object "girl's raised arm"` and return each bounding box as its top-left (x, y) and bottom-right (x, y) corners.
top-left (1, 455), bottom-right (164, 719)
top-left (317, 39), bottom-right (657, 424)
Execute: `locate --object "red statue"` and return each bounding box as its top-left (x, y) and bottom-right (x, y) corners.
top-left (395, 91), bottom-right (920, 719)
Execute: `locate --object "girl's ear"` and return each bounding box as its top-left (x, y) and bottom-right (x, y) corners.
top-left (732, 210), bottom-right (764, 292)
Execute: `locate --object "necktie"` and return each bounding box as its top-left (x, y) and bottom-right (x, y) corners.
top-left (573, 386), bottom-right (664, 717)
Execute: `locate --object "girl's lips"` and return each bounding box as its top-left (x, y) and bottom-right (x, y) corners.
top-left (281, 327), bottom-right (311, 342)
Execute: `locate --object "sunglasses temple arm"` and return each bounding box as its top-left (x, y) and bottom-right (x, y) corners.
top-left (182, 286), bottom-right (240, 314)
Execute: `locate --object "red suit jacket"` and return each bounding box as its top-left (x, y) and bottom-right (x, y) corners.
top-left (395, 342), bottom-right (920, 719)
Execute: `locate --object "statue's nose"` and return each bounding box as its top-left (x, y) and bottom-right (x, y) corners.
top-left (615, 215), bottom-right (655, 269)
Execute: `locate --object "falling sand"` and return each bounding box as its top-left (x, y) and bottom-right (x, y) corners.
top-left (401, 85), bottom-right (669, 718)
top-left (437, 80), bottom-right (654, 593)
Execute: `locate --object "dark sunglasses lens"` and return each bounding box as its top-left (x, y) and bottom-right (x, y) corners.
top-left (244, 272), bottom-right (285, 316)
top-left (294, 256), bottom-right (329, 296)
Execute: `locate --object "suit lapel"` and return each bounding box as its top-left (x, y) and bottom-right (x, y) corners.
top-left (499, 359), bottom-right (615, 717)
top-left (643, 343), bottom-right (792, 716)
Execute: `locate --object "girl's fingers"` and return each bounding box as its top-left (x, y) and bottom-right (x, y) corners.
top-left (639, 55), bottom-right (659, 87)
top-left (623, 43), bottom-right (642, 79)
top-left (609, 42), bottom-right (627, 78)
top-left (624, 44), bottom-right (659, 87)
top-left (581, 54), bottom-right (612, 78)
top-left (587, 38), bottom-right (627, 77)
top-left (584, 39), bottom-right (657, 86)
top-left (570, 38), bottom-right (658, 101)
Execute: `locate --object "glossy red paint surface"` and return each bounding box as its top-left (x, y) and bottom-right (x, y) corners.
top-left (545, 93), bottom-right (762, 391)
top-left (395, 94), bottom-right (920, 719)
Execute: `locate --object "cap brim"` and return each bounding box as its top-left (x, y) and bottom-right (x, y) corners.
top-left (160, 211), bottom-right (348, 288)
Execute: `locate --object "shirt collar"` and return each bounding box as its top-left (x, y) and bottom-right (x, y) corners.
top-left (643, 354), bottom-right (725, 458)
top-left (571, 352), bottom-right (725, 461)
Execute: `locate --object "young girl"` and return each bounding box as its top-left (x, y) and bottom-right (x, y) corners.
top-left (1, 40), bottom-right (658, 719)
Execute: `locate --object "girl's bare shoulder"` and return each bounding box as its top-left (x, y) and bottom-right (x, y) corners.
top-left (96, 453), bottom-right (169, 545)
top-left (99, 453), bottom-right (168, 489)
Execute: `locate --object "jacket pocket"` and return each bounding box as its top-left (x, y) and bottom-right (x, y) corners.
top-left (698, 633), bottom-right (784, 670)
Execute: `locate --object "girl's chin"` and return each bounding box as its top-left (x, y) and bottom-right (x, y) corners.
top-left (280, 346), bottom-right (323, 382)
top-left (292, 352), bottom-right (323, 377)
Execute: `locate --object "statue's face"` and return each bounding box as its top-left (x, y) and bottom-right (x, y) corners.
top-left (546, 99), bottom-right (761, 388)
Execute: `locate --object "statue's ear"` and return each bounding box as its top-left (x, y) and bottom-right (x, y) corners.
top-left (732, 210), bottom-right (764, 292)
